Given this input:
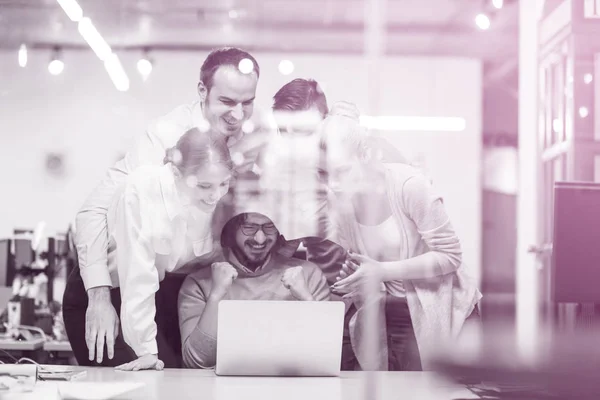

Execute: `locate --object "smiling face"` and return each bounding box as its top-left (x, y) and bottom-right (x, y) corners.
top-left (232, 213), bottom-right (279, 269)
top-left (199, 65), bottom-right (258, 138)
top-left (180, 163), bottom-right (232, 212)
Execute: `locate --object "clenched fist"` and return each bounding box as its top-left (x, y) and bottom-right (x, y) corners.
top-left (281, 266), bottom-right (314, 301)
top-left (210, 262), bottom-right (238, 300)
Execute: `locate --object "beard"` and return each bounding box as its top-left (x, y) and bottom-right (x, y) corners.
top-left (230, 240), bottom-right (272, 271)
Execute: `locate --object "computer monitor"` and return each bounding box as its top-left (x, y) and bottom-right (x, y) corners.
top-left (216, 300), bottom-right (344, 376)
top-left (551, 181), bottom-right (600, 303)
top-left (14, 238), bottom-right (33, 270)
top-left (0, 239), bottom-right (13, 287)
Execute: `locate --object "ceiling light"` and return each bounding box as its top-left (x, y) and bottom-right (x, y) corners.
top-left (584, 73), bottom-right (593, 84)
top-left (137, 54), bottom-right (153, 81)
top-left (475, 13), bottom-right (491, 30)
top-left (78, 17), bottom-right (112, 61)
top-left (238, 58), bottom-right (254, 74)
top-left (579, 106), bottom-right (589, 118)
top-left (48, 48), bottom-right (64, 75)
top-left (104, 53), bottom-right (130, 91)
top-left (18, 44), bottom-right (27, 67)
top-left (552, 118), bottom-right (562, 133)
top-left (359, 116), bottom-right (466, 132)
top-left (56, 0), bottom-right (83, 22)
top-left (229, 10), bottom-right (239, 19)
top-left (492, 0), bottom-right (503, 9)
top-left (278, 60), bottom-right (294, 76)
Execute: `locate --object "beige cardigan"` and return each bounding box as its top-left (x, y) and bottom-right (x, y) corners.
top-left (329, 164), bottom-right (482, 370)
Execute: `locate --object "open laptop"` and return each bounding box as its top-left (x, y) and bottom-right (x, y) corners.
top-left (216, 300), bottom-right (345, 377)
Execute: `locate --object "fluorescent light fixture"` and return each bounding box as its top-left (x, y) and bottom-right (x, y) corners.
top-left (475, 13), bottom-right (491, 30)
top-left (104, 53), bottom-right (130, 91)
top-left (78, 17), bottom-right (112, 61)
top-left (56, 0), bottom-right (83, 22)
top-left (359, 116), bottom-right (466, 132)
top-left (18, 44), bottom-right (27, 67)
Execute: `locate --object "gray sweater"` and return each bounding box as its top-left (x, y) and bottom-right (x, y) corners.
top-left (178, 253), bottom-right (331, 369)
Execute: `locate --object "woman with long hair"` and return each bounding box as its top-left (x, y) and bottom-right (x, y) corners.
top-left (63, 128), bottom-right (234, 370)
top-left (318, 115), bottom-right (482, 371)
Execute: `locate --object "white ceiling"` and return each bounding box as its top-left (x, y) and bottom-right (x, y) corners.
top-left (0, 0), bottom-right (518, 63)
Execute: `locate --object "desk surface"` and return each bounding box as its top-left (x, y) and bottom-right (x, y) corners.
top-left (25, 368), bottom-right (476, 400)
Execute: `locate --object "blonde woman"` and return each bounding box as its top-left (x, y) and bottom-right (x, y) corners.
top-left (63, 128), bottom-right (233, 370)
top-left (318, 115), bottom-right (482, 370)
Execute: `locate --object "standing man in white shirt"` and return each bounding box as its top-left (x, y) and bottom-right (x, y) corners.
top-left (62, 47), bottom-right (260, 367)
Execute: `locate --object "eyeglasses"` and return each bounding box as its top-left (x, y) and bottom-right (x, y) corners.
top-left (240, 223), bottom-right (278, 236)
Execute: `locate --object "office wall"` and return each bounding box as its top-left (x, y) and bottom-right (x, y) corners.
top-left (0, 50), bottom-right (482, 284)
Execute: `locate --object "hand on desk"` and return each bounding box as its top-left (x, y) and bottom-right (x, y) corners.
top-left (115, 353), bottom-right (164, 371)
top-left (86, 287), bottom-right (120, 364)
top-left (281, 267), bottom-right (313, 301)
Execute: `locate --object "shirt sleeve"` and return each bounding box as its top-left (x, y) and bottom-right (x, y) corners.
top-left (75, 125), bottom-right (167, 291)
top-left (305, 264), bottom-right (331, 301)
top-left (304, 238), bottom-right (346, 286)
top-left (178, 275), bottom-right (216, 369)
top-left (114, 183), bottom-right (160, 357)
top-left (401, 174), bottom-right (462, 275)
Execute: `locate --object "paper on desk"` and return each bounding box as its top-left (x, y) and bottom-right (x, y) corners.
top-left (57, 381), bottom-right (145, 400)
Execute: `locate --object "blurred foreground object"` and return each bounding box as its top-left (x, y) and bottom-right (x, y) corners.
top-left (432, 323), bottom-right (600, 399)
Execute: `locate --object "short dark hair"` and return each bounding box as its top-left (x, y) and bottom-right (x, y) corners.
top-left (220, 213), bottom-right (248, 248)
top-left (272, 78), bottom-right (329, 118)
top-left (200, 47), bottom-right (260, 91)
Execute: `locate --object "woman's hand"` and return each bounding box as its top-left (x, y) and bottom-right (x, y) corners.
top-left (331, 251), bottom-right (384, 297)
top-left (115, 354), bottom-right (164, 371)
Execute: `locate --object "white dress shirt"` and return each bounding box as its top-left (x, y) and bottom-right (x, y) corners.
top-left (107, 164), bottom-right (217, 357)
top-left (75, 102), bottom-right (206, 291)
top-left (74, 102), bottom-right (255, 291)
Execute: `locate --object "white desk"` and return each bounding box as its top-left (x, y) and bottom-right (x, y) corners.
top-left (20, 368), bottom-right (476, 400)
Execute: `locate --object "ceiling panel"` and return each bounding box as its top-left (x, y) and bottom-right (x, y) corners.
top-left (0, 0), bottom-right (518, 63)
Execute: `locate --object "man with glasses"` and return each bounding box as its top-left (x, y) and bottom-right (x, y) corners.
top-left (178, 212), bottom-right (330, 369)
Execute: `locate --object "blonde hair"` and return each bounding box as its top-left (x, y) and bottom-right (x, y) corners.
top-left (317, 114), bottom-right (370, 160)
top-left (163, 128), bottom-right (233, 176)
